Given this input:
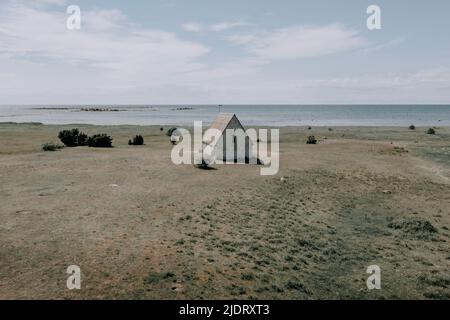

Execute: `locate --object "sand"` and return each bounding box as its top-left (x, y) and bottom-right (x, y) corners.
top-left (0, 123), bottom-right (449, 299)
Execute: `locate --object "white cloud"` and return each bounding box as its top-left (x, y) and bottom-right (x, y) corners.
top-left (83, 9), bottom-right (127, 31)
top-left (360, 37), bottom-right (405, 54)
top-left (228, 24), bottom-right (367, 61)
top-left (181, 22), bottom-right (202, 32)
top-left (297, 67), bottom-right (450, 90)
top-left (0, 2), bottom-right (211, 102)
top-left (34, 0), bottom-right (67, 6)
top-left (182, 21), bottom-right (250, 32)
top-left (210, 21), bottom-right (250, 32)
top-left (0, 4), bottom-right (209, 64)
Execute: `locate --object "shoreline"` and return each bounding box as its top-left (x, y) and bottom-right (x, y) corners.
top-left (1, 105), bottom-right (450, 127)
top-left (1, 121), bottom-right (450, 129)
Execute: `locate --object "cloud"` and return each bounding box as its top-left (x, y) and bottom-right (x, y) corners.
top-left (181, 21), bottom-right (250, 32)
top-left (83, 9), bottom-right (127, 31)
top-left (297, 67), bottom-right (450, 90)
top-left (0, 4), bottom-right (209, 64)
top-left (228, 24), bottom-right (367, 61)
top-left (181, 22), bottom-right (202, 32)
top-left (360, 37), bottom-right (406, 54)
top-left (0, 1), bottom-right (211, 101)
top-left (34, 0), bottom-right (67, 6)
top-left (0, 2), bottom-right (448, 105)
top-left (210, 21), bottom-right (250, 32)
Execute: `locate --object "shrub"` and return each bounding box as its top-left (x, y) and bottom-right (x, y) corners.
top-left (285, 280), bottom-right (310, 294)
top-left (306, 136), bottom-right (317, 144)
top-left (166, 127), bottom-right (178, 137)
top-left (77, 132), bottom-right (88, 146)
top-left (87, 134), bottom-right (113, 148)
top-left (194, 153), bottom-right (214, 170)
top-left (170, 133), bottom-right (182, 145)
top-left (58, 128), bottom-right (87, 147)
top-left (409, 125), bottom-right (416, 130)
top-left (144, 271), bottom-right (175, 285)
top-left (195, 162), bottom-right (210, 170)
top-left (388, 218), bottom-right (437, 240)
top-left (193, 155), bottom-right (211, 169)
top-left (128, 135), bottom-right (144, 146)
top-left (42, 142), bottom-right (64, 151)
top-left (388, 218), bottom-right (437, 234)
top-left (160, 127), bottom-right (164, 131)
top-left (241, 272), bottom-right (255, 281)
top-left (427, 128), bottom-right (436, 135)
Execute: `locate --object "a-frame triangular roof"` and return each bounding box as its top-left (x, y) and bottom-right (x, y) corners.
top-left (209, 113), bottom-right (245, 134)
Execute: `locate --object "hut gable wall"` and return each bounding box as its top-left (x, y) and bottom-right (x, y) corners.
top-left (208, 113), bottom-right (255, 164)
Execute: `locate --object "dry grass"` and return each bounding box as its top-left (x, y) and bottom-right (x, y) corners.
top-left (0, 123), bottom-right (449, 299)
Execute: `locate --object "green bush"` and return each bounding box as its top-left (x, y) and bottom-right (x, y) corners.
top-left (42, 142), bottom-right (64, 151)
top-left (128, 135), bottom-right (144, 146)
top-left (306, 136), bottom-right (317, 144)
top-left (409, 125), bottom-right (416, 130)
top-left (427, 128), bottom-right (436, 135)
top-left (58, 128), bottom-right (88, 147)
top-left (88, 134), bottom-right (113, 148)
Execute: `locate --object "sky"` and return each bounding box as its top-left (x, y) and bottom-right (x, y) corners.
top-left (0, 0), bottom-right (449, 105)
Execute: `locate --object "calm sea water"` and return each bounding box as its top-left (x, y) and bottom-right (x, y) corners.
top-left (0, 105), bottom-right (449, 127)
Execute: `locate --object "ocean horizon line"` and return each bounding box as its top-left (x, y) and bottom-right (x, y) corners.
top-left (1, 104), bottom-right (450, 107)
top-left (1, 104), bottom-right (449, 127)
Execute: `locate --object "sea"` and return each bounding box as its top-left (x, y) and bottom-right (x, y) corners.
top-left (0, 105), bottom-right (449, 127)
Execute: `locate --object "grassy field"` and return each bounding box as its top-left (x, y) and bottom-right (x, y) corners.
top-left (0, 123), bottom-right (449, 299)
